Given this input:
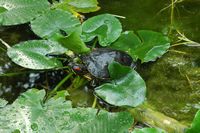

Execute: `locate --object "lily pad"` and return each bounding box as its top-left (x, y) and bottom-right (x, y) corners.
top-left (31, 9), bottom-right (81, 39)
top-left (78, 111), bottom-right (133, 133)
top-left (0, 0), bottom-right (49, 25)
top-left (7, 40), bottom-right (68, 70)
top-left (0, 89), bottom-right (133, 133)
top-left (110, 30), bottom-right (170, 62)
top-left (58, 31), bottom-right (90, 53)
top-left (95, 61), bottom-right (146, 107)
top-left (82, 14), bottom-right (122, 46)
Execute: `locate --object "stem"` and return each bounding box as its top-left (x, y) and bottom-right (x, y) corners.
top-left (0, 38), bottom-right (11, 48)
top-left (92, 38), bottom-right (98, 49)
top-left (185, 74), bottom-right (193, 90)
top-left (168, 49), bottom-right (187, 54)
top-left (128, 103), bottom-right (188, 133)
top-left (0, 46), bottom-right (6, 52)
top-left (168, 0), bottom-right (175, 35)
top-left (171, 42), bottom-right (192, 47)
top-left (0, 71), bottom-right (30, 77)
top-left (47, 73), bottom-right (73, 99)
top-left (67, 76), bottom-right (88, 92)
top-left (156, 0), bottom-right (180, 15)
top-left (92, 97), bottom-right (97, 108)
top-left (111, 14), bottom-right (126, 19)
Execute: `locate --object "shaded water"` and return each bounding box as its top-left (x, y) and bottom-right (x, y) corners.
top-left (0, 0), bottom-right (200, 123)
top-left (97, 0), bottom-right (200, 122)
top-left (97, 0), bottom-right (200, 42)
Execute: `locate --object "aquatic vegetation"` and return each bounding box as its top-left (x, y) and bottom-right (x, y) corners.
top-left (0, 0), bottom-right (200, 132)
top-left (0, 89), bottom-right (133, 133)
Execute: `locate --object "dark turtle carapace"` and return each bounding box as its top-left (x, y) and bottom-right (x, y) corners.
top-left (72, 48), bottom-right (135, 79)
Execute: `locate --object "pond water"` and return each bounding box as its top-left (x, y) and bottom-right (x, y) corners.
top-left (96, 0), bottom-right (200, 123)
top-left (0, 0), bottom-right (200, 123)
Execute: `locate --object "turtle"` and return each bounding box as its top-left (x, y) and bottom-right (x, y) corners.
top-left (71, 48), bottom-right (136, 80)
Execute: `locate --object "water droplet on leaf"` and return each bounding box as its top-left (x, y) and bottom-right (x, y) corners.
top-left (31, 123), bottom-right (38, 131)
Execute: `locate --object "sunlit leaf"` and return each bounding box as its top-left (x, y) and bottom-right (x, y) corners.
top-left (95, 61), bottom-right (146, 107)
top-left (31, 9), bottom-right (81, 39)
top-left (0, 0), bottom-right (49, 25)
top-left (0, 89), bottom-right (133, 133)
top-left (186, 110), bottom-right (200, 133)
top-left (77, 111), bottom-right (133, 133)
top-left (132, 128), bottom-right (166, 133)
top-left (0, 89), bottom-right (72, 133)
top-left (7, 40), bottom-right (68, 70)
top-left (82, 14), bottom-right (122, 46)
top-left (110, 30), bottom-right (170, 62)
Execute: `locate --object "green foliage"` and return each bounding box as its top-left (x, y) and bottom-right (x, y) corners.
top-left (77, 111), bottom-right (133, 133)
top-left (7, 40), bottom-right (68, 69)
top-left (110, 30), bottom-right (170, 62)
top-left (0, 0), bottom-right (174, 132)
top-left (55, 0), bottom-right (100, 13)
top-left (0, 89), bottom-right (133, 133)
top-left (109, 31), bottom-right (140, 60)
top-left (58, 31), bottom-right (91, 53)
top-left (53, 90), bottom-right (70, 99)
top-left (132, 128), bottom-right (166, 133)
top-left (95, 61), bottom-right (146, 107)
top-left (31, 9), bottom-right (81, 39)
top-left (0, 0), bottom-right (100, 26)
top-left (186, 110), bottom-right (200, 133)
top-left (0, 6), bottom-right (6, 13)
top-left (82, 14), bottom-right (122, 46)
top-left (0, 0), bottom-right (50, 25)
top-left (65, 0), bottom-right (100, 13)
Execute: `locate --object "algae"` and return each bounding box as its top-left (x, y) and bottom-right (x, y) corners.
top-left (139, 46), bottom-right (200, 123)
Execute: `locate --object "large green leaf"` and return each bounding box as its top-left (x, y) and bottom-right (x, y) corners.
top-left (58, 31), bottom-right (91, 53)
top-left (186, 110), bottom-right (200, 133)
top-left (109, 31), bottom-right (140, 60)
top-left (7, 40), bottom-right (68, 70)
top-left (110, 31), bottom-right (170, 62)
top-left (82, 14), bottom-right (122, 46)
top-left (31, 9), bottom-right (81, 39)
top-left (95, 61), bottom-right (146, 107)
top-left (132, 128), bottom-right (166, 133)
top-left (66, 0), bottom-right (100, 13)
top-left (0, 89), bottom-right (133, 133)
top-left (0, 0), bottom-right (49, 25)
top-left (77, 111), bottom-right (133, 133)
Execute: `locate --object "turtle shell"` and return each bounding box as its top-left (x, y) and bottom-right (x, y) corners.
top-left (81, 48), bottom-right (134, 79)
